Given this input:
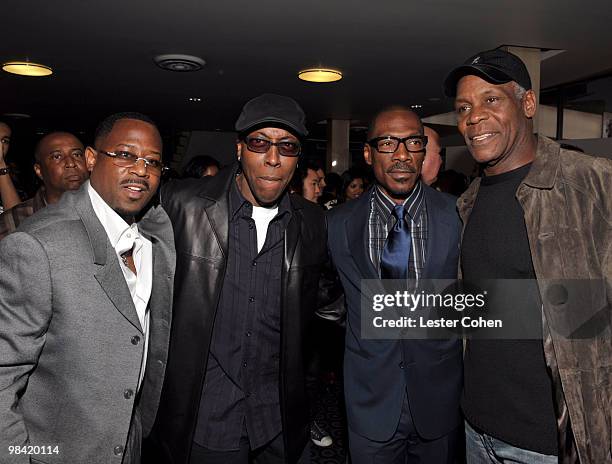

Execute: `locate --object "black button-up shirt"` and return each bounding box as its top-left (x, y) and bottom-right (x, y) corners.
top-left (194, 179), bottom-right (291, 451)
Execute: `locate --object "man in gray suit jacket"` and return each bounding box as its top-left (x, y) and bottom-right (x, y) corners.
top-left (0, 112), bottom-right (175, 464)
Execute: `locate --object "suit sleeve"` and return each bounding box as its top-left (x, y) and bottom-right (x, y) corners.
top-left (0, 232), bottom-right (53, 460)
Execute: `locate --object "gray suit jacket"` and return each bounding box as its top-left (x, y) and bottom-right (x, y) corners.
top-left (0, 186), bottom-right (175, 464)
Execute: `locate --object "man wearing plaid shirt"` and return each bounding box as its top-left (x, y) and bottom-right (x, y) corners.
top-left (327, 106), bottom-right (463, 463)
top-left (0, 131), bottom-right (88, 239)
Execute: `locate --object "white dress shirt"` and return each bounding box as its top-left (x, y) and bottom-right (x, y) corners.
top-left (87, 181), bottom-right (153, 391)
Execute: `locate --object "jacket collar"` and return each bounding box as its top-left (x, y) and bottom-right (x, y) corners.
top-left (457, 135), bottom-right (560, 220)
top-left (345, 188), bottom-right (382, 279)
top-left (194, 162), bottom-right (302, 261)
top-left (199, 162), bottom-right (303, 211)
top-left (70, 183), bottom-right (171, 266)
top-left (69, 184), bottom-right (173, 333)
top-left (522, 135), bottom-right (560, 189)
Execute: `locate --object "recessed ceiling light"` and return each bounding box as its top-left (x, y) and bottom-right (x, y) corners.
top-left (154, 54), bottom-right (206, 72)
top-left (411, 104), bottom-right (423, 109)
top-left (188, 97), bottom-right (202, 102)
top-left (2, 61), bottom-right (52, 77)
top-left (298, 68), bottom-right (342, 83)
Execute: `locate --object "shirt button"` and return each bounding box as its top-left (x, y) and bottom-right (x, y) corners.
top-left (252, 261), bottom-right (257, 266)
top-left (398, 361), bottom-right (404, 369)
top-left (249, 296), bottom-right (255, 303)
top-left (246, 331), bottom-right (252, 337)
top-left (127, 233), bottom-right (132, 239)
top-left (131, 336), bottom-right (140, 345)
top-left (243, 362), bottom-right (247, 367)
top-left (114, 445), bottom-right (123, 456)
top-left (124, 389), bottom-right (134, 399)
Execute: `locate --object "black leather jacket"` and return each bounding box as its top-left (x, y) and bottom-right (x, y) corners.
top-left (148, 165), bottom-right (328, 464)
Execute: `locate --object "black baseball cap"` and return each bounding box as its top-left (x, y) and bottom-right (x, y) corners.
top-left (444, 49), bottom-right (532, 97)
top-left (235, 93), bottom-right (308, 138)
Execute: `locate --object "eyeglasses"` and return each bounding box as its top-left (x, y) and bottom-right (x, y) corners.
top-left (242, 136), bottom-right (301, 157)
top-left (97, 150), bottom-right (165, 174)
top-left (367, 135), bottom-right (428, 154)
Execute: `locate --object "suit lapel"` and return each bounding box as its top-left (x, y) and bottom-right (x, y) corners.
top-left (74, 186), bottom-right (143, 333)
top-left (346, 191), bottom-right (378, 279)
top-left (422, 186), bottom-right (452, 279)
top-left (197, 166), bottom-right (238, 260)
top-left (94, 253), bottom-right (143, 332)
top-left (138, 204), bottom-right (175, 332)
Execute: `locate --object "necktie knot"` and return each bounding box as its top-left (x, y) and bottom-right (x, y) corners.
top-left (392, 204), bottom-right (406, 222)
top-left (381, 204), bottom-right (411, 280)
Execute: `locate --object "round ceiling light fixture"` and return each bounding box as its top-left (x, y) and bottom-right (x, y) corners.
top-left (154, 54), bottom-right (206, 72)
top-left (2, 61), bottom-right (52, 77)
top-left (298, 68), bottom-right (342, 83)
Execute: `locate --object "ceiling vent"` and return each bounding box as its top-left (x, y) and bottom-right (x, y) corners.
top-left (154, 54), bottom-right (206, 72)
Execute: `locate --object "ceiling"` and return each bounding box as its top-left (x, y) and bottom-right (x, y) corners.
top-left (2, 0), bottom-right (612, 138)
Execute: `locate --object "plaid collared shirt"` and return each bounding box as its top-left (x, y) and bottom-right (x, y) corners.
top-left (0, 187), bottom-right (47, 240)
top-left (368, 182), bottom-right (427, 279)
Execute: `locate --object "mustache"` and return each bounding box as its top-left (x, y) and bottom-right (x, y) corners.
top-left (120, 178), bottom-right (150, 190)
top-left (386, 162), bottom-right (416, 173)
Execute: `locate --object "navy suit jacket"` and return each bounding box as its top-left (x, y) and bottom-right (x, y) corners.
top-left (327, 184), bottom-right (463, 441)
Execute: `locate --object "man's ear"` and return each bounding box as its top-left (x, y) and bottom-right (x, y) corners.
top-left (33, 163), bottom-right (43, 181)
top-left (523, 89), bottom-right (537, 118)
top-left (236, 141), bottom-right (243, 161)
top-left (85, 146), bottom-right (97, 173)
top-left (364, 144), bottom-right (373, 166)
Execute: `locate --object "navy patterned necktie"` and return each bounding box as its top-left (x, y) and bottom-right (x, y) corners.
top-left (380, 204), bottom-right (411, 279)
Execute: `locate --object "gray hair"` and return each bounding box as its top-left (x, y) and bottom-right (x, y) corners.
top-left (513, 82), bottom-right (527, 102)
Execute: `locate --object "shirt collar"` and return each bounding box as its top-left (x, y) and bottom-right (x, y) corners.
top-left (87, 180), bottom-right (140, 254)
top-left (374, 181), bottom-right (424, 223)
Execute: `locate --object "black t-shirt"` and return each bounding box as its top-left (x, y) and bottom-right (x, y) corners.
top-left (461, 163), bottom-right (558, 455)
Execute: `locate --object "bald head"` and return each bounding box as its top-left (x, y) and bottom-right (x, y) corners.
top-left (33, 132), bottom-right (89, 204)
top-left (421, 126), bottom-right (442, 185)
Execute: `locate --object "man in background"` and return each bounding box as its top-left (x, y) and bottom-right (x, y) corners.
top-left (421, 126), bottom-right (442, 186)
top-left (0, 131), bottom-right (89, 238)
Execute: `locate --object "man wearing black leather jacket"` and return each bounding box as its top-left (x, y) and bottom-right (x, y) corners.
top-left (148, 94), bottom-right (330, 464)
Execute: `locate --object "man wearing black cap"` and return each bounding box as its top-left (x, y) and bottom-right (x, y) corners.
top-left (149, 94), bottom-right (328, 464)
top-left (445, 49), bottom-right (612, 463)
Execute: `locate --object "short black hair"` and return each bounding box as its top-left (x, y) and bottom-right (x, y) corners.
top-left (289, 160), bottom-right (320, 195)
top-left (367, 105), bottom-right (423, 140)
top-left (94, 112), bottom-right (157, 148)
